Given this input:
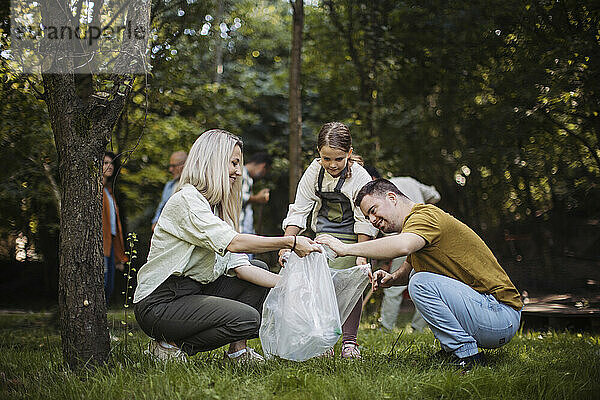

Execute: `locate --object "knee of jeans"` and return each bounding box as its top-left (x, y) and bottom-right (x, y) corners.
top-left (250, 259), bottom-right (269, 271)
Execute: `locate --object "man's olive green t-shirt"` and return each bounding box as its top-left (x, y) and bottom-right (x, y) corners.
top-left (403, 204), bottom-right (523, 311)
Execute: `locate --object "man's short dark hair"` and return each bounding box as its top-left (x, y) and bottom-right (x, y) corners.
top-left (246, 152), bottom-right (272, 167)
top-left (355, 178), bottom-right (406, 207)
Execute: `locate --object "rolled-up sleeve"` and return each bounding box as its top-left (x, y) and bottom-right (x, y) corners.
top-left (281, 160), bottom-right (320, 232)
top-left (216, 252), bottom-right (250, 277)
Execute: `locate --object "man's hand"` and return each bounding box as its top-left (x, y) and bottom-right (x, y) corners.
top-left (371, 269), bottom-right (396, 291)
top-left (252, 188), bottom-right (270, 204)
top-left (356, 256), bottom-right (368, 265)
top-left (116, 263), bottom-right (125, 272)
top-left (315, 234), bottom-right (349, 257)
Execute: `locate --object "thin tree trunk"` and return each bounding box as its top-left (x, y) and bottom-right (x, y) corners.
top-left (41, 160), bottom-right (61, 212)
top-left (288, 0), bottom-right (303, 202)
top-left (214, 0), bottom-right (225, 83)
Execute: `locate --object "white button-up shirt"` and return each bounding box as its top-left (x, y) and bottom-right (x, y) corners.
top-left (134, 184), bottom-right (250, 303)
top-left (281, 159), bottom-right (378, 237)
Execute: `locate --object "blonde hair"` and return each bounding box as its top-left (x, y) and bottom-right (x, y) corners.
top-left (317, 122), bottom-right (363, 177)
top-left (178, 129), bottom-right (243, 231)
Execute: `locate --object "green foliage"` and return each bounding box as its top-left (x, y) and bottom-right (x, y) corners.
top-left (1, 0), bottom-right (598, 267)
top-left (302, 0), bottom-right (599, 259)
top-left (120, 232), bottom-right (139, 345)
top-left (0, 61), bottom-right (58, 262)
top-left (1, 312), bottom-right (599, 399)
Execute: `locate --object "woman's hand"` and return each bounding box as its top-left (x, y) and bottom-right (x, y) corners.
top-left (278, 249), bottom-right (290, 267)
top-left (293, 236), bottom-right (321, 257)
top-left (279, 237), bottom-right (321, 266)
top-left (315, 234), bottom-right (349, 257)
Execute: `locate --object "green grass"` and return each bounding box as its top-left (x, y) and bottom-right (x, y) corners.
top-left (1, 311), bottom-right (599, 399)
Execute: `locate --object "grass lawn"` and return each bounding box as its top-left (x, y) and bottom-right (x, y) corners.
top-left (1, 310), bottom-right (599, 400)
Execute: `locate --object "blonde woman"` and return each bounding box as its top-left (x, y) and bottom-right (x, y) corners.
top-left (134, 129), bottom-right (320, 363)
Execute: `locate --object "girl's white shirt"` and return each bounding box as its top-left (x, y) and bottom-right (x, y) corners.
top-left (282, 159), bottom-right (379, 237)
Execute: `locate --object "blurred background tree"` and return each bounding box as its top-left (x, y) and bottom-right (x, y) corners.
top-left (0, 0), bottom-right (598, 304)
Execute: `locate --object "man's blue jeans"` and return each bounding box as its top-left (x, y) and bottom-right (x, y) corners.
top-left (408, 272), bottom-right (521, 358)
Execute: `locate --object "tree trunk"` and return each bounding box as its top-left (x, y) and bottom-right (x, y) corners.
top-left (288, 0), bottom-right (304, 202)
top-left (38, 0), bottom-right (149, 369)
top-left (43, 73), bottom-right (110, 369)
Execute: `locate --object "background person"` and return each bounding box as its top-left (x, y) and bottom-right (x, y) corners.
top-left (317, 179), bottom-right (522, 369)
top-left (102, 152), bottom-right (128, 305)
top-left (240, 152), bottom-right (272, 259)
top-left (134, 130), bottom-right (320, 363)
top-left (279, 122), bottom-right (378, 359)
top-left (151, 151), bottom-right (187, 232)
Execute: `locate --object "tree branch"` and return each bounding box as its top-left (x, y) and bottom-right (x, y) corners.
top-left (547, 115), bottom-right (600, 171)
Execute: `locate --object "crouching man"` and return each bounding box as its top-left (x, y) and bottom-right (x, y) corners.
top-left (316, 179), bottom-right (522, 369)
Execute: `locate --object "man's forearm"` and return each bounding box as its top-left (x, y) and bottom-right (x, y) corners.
top-left (344, 235), bottom-right (414, 259)
top-left (390, 260), bottom-right (412, 286)
top-left (282, 225), bottom-right (302, 238)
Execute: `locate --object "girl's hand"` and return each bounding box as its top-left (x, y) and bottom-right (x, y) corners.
top-left (356, 256), bottom-right (368, 265)
top-left (315, 234), bottom-right (348, 257)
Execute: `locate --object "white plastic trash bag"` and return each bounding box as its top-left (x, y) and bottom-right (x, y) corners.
top-left (330, 264), bottom-right (371, 323)
top-left (260, 250), bottom-right (342, 361)
top-left (321, 243), bottom-right (372, 322)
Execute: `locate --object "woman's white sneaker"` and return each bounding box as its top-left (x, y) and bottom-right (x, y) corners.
top-left (145, 340), bottom-right (188, 362)
top-left (223, 347), bottom-right (265, 364)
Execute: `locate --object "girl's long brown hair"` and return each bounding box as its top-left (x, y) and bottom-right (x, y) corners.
top-left (317, 122), bottom-right (363, 177)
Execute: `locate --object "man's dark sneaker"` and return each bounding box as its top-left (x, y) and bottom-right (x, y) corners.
top-left (451, 352), bottom-right (486, 370)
